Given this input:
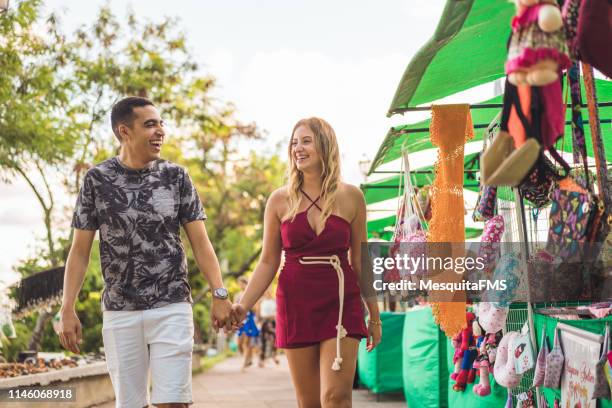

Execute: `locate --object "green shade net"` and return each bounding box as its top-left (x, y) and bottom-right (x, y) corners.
top-left (388, 0), bottom-right (515, 115)
top-left (367, 215), bottom-right (482, 240)
top-left (375, 79), bottom-right (612, 173)
top-left (367, 215), bottom-right (396, 241)
top-left (363, 152), bottom-right (480, 205)
top-left (402, 307), bottom-right (508, 407)
top-left (357, 312), bottom-right (405, 394)
top-left (533, 313), bottom-right (612, 407)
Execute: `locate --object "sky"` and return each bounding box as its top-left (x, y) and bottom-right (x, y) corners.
top-left (1, 0), bottom-right (462, 285)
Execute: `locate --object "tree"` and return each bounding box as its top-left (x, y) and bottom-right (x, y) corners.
top-left (2, 1), bottom-right (287, 352)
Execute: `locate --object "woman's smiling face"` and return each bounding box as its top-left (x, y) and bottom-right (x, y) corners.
top-left (291, 125), bottom-right (321, 174)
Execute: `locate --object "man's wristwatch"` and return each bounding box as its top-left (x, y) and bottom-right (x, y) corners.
top-left (212, 287), bottom-right (229, 300)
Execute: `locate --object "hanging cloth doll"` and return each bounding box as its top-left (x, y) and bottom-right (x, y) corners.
top-left (506, 0), bottom-right (571, 87)
top-left (482, 0), bottom-right (570, 188)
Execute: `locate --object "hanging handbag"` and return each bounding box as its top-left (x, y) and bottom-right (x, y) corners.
top-left (542, 182), bottom-right (594, 302)
top-left (473, 185), bottom-right (498, 222)
top-left (520, 155), bottom-right (557, 208)
top-left (563, 0), bottom-right (612, 77)
top-left (387, 149), bottom-right (428, 284)
top-left (543, 328), bottom-right (565, 389)
top-left (478, 215), bottom-right (505, 274)
top-left (533, 328), bottom-right (549, 387)
top-left (593, 324), bottom-right (611, 399)
top-left (545, 184), bottom-right (593, 260)
top-left (474, 119), bottom-right (499, 221)
top-left (513, 323), bottom-right (535, 375)
top-left (576, 0), bottom-right (612, 78)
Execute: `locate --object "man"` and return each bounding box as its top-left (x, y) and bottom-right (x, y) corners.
top-left (58, 96), bottom-right (231, 408)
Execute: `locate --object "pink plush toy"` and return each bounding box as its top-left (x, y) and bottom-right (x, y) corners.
top-left (506, 0), bottom-right (570, 87)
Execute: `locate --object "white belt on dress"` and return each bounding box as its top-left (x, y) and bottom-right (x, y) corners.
top-left (298, 254), bottom-right (347, 371)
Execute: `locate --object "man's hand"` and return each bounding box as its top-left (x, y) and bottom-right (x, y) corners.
top-left (230, 303), bottom-right (247, 330)
top-left (211, 298), bottom-right (232, 332)
top-left (58, 308), bottom-right (82, 354)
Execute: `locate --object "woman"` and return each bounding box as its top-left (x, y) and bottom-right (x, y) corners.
top-left (232, 117), bottom-right (381, 407)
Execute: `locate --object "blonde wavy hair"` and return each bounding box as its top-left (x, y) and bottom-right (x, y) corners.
top-left (286, 117), bottom-right (341, 224)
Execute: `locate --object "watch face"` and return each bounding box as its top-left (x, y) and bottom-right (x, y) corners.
top-left (214, 288), bottom-right (228, 299)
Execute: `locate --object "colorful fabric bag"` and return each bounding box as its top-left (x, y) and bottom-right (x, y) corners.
top-left (473, 185), bottom-right (498, 222)
top-left (533, 329), bottom-right (549, 387)
top-left (513, 327), bottom-right (535, 375)
top-left (543, 328), bottom-right (564, 389)
top-left (593, 324), bottom-right (611, 399)
top-left (546, 186), bottom-right (593, 260)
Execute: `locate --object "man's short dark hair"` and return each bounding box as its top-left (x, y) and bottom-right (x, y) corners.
top-left (110, 96), bottom-right (155, 141)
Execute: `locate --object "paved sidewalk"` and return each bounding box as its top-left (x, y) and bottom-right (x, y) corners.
top-left (94, 354), bottom-right (407, 407)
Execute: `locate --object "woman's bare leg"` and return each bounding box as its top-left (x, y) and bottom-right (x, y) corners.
top-left (319, 337), bottom-right (359, 408)
top-left (285, 344), bottom-right (321, 408)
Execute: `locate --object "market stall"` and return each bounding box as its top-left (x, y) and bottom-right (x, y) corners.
top-left (360, 0), bottom-right (612, 407)
top-left (357, 312), bottom-right (405, 395)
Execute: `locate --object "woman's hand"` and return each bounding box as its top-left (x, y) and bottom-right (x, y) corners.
top-left (366, 320), bottom-right (382, 352)
top-left (231, 303), bottom-right (247, 330)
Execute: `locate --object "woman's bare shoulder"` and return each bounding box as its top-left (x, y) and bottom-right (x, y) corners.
top-left (337, 182), bottom-right (364, 201)
top-left (267, 186), bottom-right (290, 219)
top-left (336, 182), bottom-right (365, 222)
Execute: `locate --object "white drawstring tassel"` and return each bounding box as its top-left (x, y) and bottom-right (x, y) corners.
top-left (299, 255), bottom-right (346, 371)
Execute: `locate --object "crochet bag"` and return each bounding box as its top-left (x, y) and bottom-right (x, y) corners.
top-left (543, 328), bottom-right (565, 389)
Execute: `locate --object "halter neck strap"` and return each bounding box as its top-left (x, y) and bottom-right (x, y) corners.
top-left (301, 189), bottom-right (322, 211)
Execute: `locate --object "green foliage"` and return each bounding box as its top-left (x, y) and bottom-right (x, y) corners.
top-left (4, 1), bottom-right (287, 353)
top-left (0, 0), bottom-right (81, 174)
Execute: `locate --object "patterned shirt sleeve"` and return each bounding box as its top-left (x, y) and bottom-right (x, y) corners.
top-left (71, 170), bottom-right (99, 230)
top-left (179, 168), bottom-right (206, 225)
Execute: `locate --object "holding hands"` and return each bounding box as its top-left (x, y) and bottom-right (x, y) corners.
top-left (210, 297), bottom-right (233, 332)
top-left (210, 296), bottom-right (248, 332)
top-left (230, 303), bottom-right (247, 330)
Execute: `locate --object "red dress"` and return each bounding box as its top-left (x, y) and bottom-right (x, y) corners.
top-left (276, 192), bottom-right (368, 370)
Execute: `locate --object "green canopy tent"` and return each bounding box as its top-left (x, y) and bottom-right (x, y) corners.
top-left (373, 79), bottom-right (612, 173)
top-left (387, 0), bottom-right (515, 116)
top-left (365, 80), bottom-right (612, 238)
top-left (363, 151), bottom-right (484, 240)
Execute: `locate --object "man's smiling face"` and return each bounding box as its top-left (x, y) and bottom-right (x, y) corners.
top-left (119, 105), bottom-right (165, 163)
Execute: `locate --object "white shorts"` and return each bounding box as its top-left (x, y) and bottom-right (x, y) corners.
top-left (102, 302), bottom-right (194, 408)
